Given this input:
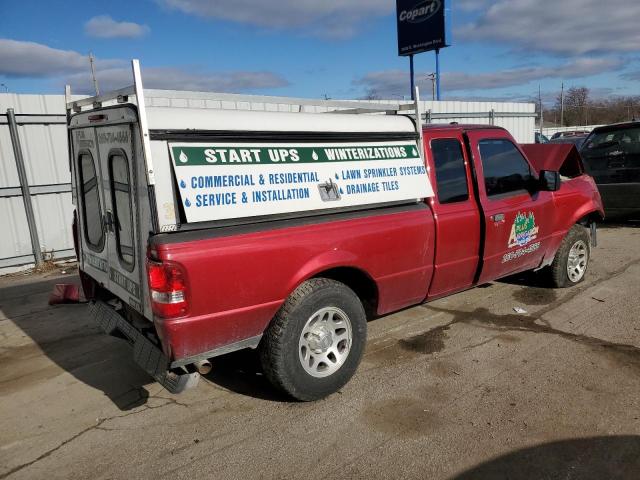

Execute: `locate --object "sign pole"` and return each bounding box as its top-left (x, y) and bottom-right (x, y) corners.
top-left (435, 49), bottom-right (441, 101)
top-left (410, 54), bottom-right (415, 101)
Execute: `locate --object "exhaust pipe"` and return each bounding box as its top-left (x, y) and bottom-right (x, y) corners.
top-left (194, 359), bottom-right (212, 375)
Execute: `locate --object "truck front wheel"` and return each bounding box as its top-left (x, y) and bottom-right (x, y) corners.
top-left (547, 224), bottom-right (591, 288)
top-left (260, 278), bottom-right (367, 401)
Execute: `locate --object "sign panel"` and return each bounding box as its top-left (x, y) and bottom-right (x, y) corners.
top-left (396, 0), bottom-right (451, 56)
top-left (169, 141), bottom-right (433, 223)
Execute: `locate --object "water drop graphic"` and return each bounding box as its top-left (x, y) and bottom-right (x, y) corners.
top-left (185, 198), bottom-right (191, 208)
top-left (179, 150), bottom-right (188, 163)
top-left (335, 174), bottom-right (339, 180)
top-left (412, 148), bottom-right (418, 156)
top-left (180, 180), bottom-right (187, 188)
top-left (339, 188), bottom-right (344, 195)
top-left (312, 151), bottom-right (319, 161)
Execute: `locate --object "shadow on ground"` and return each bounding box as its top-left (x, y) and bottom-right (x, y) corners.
top-left (0, 274), bottom-right (288, 408)
top-left (454, 436), bottom-right (640, 480)
top-left (204, 349), bottom-right (289, 402)
top-left (0, 275), bottom-right (153, 410)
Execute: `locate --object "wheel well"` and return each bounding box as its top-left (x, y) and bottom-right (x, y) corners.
top-left (312, 267), bottom-right (378, 319)
top-left (577, 211), bottom-right (604, 226)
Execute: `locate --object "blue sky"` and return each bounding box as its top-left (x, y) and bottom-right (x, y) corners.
top-left (1, 0), bottom-right (639, 104)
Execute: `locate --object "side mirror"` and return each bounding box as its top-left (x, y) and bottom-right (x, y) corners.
top-left (539, 170), bottom-right (561, 192)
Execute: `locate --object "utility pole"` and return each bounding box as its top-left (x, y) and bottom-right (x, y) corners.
top-left (539, 85), bottom-right (544, 137)
top-left (426, 74), bottom-right (436, 101)
top-left (435, 48), bottom-right (441, 100)
top-left (560, 82), bottom-right (564, 127)
top-left (409, 55), bottom-right (415, 101)
top-left (89, 52), bottom-right (100, 96)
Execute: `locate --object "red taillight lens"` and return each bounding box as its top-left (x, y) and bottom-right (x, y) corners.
top-left (147, 260), bottom-right (188, 318)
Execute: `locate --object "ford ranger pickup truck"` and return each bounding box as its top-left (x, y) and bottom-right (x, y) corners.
top-left (66, 61), bottom-right (603, 401)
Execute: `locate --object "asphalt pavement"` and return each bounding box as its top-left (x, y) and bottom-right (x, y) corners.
top-left (1, 223), bottom-right (639, 479)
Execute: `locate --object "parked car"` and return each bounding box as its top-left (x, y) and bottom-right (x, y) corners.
top-left (580, 121), bottom-right (640, 218)
top-left (551, 130), bottom-right (591, 140)
top-left (66, 61), bottom-right (604, 401)
top-left (549, 134), bottom-right (589, 150)
top-left (535, 132), bottom-right (549, 143)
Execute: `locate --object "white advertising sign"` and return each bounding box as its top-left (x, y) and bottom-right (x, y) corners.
top-left (169, 141), bottom-right (433, 223)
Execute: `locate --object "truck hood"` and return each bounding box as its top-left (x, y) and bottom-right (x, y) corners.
top-left (521, 144), bottom-right (584, 177)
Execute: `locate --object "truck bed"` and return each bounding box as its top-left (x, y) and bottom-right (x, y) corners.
top-left (149, 203), bottom-right (435, 364)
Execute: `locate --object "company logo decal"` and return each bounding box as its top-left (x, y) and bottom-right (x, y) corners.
top-left (508, 212), bottom-right (539, 249)
top-left (399, 0), bottom-right (441, 23)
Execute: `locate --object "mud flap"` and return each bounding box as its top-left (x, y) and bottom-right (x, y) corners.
top-left (88, 300), bottom-right (199, 393)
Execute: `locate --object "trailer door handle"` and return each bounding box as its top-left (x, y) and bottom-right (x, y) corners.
top-left (491, 213), bottom-right (505, 223)
top-left (104, 211), bottom-right (115, 233)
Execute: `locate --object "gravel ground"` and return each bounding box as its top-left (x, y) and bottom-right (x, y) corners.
top-left (1, 224), bottom-right (639, 480)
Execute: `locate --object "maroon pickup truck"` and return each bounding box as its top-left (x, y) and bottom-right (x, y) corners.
top-left (68, 73), bottom-right (603, 401)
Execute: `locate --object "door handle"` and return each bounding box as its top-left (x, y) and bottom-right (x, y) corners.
top-left (104, 211), bottom-right (115, 233)
top-left (491, 213), bottom-right (505, 223)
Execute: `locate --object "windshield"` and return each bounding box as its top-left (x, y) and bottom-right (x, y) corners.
top-left (583, 126), bottom-right (640, 152)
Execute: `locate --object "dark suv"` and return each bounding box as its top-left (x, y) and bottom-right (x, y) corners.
top-left (581, 122), bottom-right (640, 218)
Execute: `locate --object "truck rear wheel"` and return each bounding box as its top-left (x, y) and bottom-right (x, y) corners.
top-left (260, 278), bottom-right (367, 401)
top-left (547, 225), bottom-right (591, 288)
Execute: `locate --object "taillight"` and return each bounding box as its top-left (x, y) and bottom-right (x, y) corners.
top-left (147, 260), bottom-right (188, 318)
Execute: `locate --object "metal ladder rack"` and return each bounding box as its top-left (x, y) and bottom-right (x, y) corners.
top-left (65, 60), bottom-right (426, 185)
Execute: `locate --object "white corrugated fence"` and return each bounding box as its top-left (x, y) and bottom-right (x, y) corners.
top-left (0, 92), bottom-right (536, 272)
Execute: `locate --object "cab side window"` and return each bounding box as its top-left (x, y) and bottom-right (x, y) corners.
top-left (479, 139), bottom-right (533, 197)
top-left (431, 138), bottom-right (469, 204)
top-left (78, 152), bottom-right (104, 251)
top-left (109, 152), bottom-right (135, 270)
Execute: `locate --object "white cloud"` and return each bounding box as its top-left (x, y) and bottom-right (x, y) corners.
top-left (622, 71), bottom-right (640, 82)
top-left (0, 38), bottom-right (122, 77)
top-left (84, 15), bottom-right (150, 39)
top-left (456, 0), bottom-right (490, 12)
top-left (0, 38), bottom-right (288, 94)
top-left (457, 0), bottom-right (640, 56)
top-left (158, 0), bottom-right (392, 38)
top-left (356, 58), bottom-right (622, 97)
top-left (65, 67), bottom-right (289, 94)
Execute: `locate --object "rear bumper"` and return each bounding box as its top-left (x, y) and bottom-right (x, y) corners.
top-left (88, 300), bottom-right (199, 393)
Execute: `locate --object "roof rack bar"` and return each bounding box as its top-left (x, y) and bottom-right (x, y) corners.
top-left (132, 60), bottom-right (155, 186)
top-left (327, 107), bottom-right (401, 115)
top-left (143, 88), bottom-right (406, 113)
top-left (413, 86), bottom-right (424, 161)
top-left (67, 85), bottom-right (135, 110)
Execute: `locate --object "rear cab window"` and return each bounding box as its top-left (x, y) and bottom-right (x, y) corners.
top-left (478, 139), bottom-right (534, 198)
top-left (431, 138), bottom-right (469, 204)
top-left (78, 151), bottom-right (104, 251)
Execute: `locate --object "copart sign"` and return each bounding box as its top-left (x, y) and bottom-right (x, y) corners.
top-left (396, 0), bottom-right (451, 56)
top-left (169, 141), bottom-right (433, 223)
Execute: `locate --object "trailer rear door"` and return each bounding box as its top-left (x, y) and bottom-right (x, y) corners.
top-left (73, 128), bottom-right (110, 284)
top-left (72, 106), bottom-right (144, 313)
top-left (95, 123), bottom-right (144, 313)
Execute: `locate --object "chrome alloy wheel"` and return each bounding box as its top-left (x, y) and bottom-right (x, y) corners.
top-left (298, 307), bottom-right (353, 378)
top-left (567, 240), bottom-right (588, 283)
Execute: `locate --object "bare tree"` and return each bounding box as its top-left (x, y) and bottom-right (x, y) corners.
top-left (549, 86), bottom-right (639, 127)
top-left (362, 90), bottom-right (381, 100)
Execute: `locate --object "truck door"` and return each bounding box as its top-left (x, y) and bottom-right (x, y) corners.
top-left (466, 130), bottom-right (556, 283)
top-left (95, 123), bottom-right (144, 313)
top-left (73, 128), bottom-right (110, 286)
top-left (425, 133), bottom-right (481, 299)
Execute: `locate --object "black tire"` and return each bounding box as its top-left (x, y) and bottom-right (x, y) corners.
top-left (547, 224), bottom-right (591, 288)
top-left (259, 278), bottom-right (367, 401)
